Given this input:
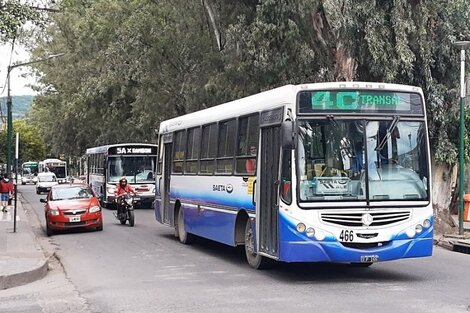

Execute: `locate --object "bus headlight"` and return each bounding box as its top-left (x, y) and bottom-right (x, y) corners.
top-left (306, 227), bottom-right (315, 237)
top-left (107, 187), bottom-right (115, 194)
top-left (423, 219), bottom-right (431, 228)
top-left (415, 224), bottom-right (423, 234)
top-left (296, 223), bottom-right (306, 233)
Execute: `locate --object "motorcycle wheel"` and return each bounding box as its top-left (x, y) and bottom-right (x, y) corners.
top-left (128, 210), bottom-right (135, 227)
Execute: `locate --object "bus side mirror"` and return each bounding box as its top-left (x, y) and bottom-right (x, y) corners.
top-left (281, 120), bottom-right (296, 150)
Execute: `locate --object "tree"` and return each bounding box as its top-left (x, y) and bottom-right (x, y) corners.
top-left (0, 119), bottom-right (45, 164)
top-left (28, 0), bottom-right (470, 231)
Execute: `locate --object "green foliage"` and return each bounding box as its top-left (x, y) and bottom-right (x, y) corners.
top-left (27, 0), bottom-right (470, 166)
top-left (0, 0), bottom-right (44, 42)
top-left (0, 119), bottom-right (45, 164)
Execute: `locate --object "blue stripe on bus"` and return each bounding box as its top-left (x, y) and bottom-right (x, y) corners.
top-left (170, 190), bottom-right (255, 211)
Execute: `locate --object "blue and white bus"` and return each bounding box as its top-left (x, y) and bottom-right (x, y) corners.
top-left (85, 143), bottom-right (158, 208)
top-left (154, 82), bottom-right (433, 269)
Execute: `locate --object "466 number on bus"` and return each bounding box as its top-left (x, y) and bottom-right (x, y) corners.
top-left (339, 230), bottom-right (354, 242)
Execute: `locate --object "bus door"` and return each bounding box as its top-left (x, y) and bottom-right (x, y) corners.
top-left (161, 134), bottom-right (173, 226)
top-left (256, 108), bottom-right (283, 259)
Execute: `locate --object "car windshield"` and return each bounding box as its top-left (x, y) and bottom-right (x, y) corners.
top-left (107, 156), bottom-right (155, 184)
top-left (51, 186), bottom-right (94, 201)
top-left (297, 119), bottom-right (429, 203)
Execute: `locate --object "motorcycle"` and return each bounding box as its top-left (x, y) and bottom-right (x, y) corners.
top-left (114, 193), bottom-right (138, 227)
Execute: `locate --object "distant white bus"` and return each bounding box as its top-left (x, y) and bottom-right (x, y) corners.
top-left (85, 143), bottom-right (158, 208)
top-left (39, 158), bottom-right (67, 183)
top-left (155, 82), bottom-right (433, 269)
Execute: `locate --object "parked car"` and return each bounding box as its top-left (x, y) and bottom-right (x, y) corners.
top-left (40, 183), bottom-right (103, 236)
top-left (36, 172), bottom-right (58, 194)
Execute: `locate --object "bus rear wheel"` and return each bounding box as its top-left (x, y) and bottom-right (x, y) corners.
top-left (244, 219), bottom-right (273, 270)
top-left (176, 208), bottom-right (193, 244)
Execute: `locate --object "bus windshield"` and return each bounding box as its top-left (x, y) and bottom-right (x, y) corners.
top-left (297, 119), bottom-right (429, 203)
top-left (48, 166), bottom-right (66, 178)
top-left (108, 156), bottom-right (155, 184)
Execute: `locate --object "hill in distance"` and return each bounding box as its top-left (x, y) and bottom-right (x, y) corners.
top-left (0, 95), bottom-right (34, 119)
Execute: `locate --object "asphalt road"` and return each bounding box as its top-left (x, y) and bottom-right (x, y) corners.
top-left (19, 184), bottom-right (470, 313)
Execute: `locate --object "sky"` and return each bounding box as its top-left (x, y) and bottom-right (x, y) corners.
top-left (0, 42), bottom-right (38, 97)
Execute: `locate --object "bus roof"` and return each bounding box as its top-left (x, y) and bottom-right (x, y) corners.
top-left (41, 158), bottom-right (66, 164)
top-left (86, 143), bottom-right (158, 155)
top-left (159, 82), bottom-right (424, 133)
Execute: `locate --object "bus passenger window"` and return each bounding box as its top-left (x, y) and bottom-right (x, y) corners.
top-left (236, 114), bottom-right (259, 175)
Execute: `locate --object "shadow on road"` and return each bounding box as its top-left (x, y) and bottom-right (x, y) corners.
top-left (157, 233), bottom-right (426, 283)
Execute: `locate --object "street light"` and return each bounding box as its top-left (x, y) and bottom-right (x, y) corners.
top-left (6, 53), bottom-right (64, 178)
top-left (452, 41), bottom-right (470, 236)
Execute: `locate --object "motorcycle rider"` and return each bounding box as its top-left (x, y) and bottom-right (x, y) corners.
top-left (115, 177), bottom-right (136, 217)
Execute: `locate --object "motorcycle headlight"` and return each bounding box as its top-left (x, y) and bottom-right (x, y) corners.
top-left (89, 206), bottom-right (101, 213)
top-left (125, 198), bottom-right (133, 205)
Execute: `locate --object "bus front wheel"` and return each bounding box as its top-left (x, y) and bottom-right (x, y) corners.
top-left (176, 208), bottom-right (193, 244)
top-left (244, 219), bottom-right (273, 270)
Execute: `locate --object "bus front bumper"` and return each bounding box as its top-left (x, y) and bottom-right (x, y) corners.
top-left (278, 237), bottom-right (433, 263)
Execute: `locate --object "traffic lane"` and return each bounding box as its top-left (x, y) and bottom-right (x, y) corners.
top-left (20, 185), bottom-right (470, 313)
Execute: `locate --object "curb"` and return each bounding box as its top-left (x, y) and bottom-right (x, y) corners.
top-left (0, 257), bottom-right (48, 290)
top-left (434, 235), bottom-right (470, 254)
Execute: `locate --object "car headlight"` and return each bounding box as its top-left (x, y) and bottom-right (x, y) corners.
top-left (89, 206), bottom-right (101, 213)
top-left (48, 210), bottom-right (59, 216)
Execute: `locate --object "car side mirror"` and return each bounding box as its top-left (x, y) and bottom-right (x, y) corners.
top-left (40, 198), bottom-right (47, 203)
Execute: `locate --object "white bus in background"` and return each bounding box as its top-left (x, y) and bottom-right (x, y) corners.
top-left (85, 143), bottom-right (158, 208)
top-left (39, 158), bottom-right (67, 183)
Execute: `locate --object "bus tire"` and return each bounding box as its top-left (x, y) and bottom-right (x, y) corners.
top-left (244, 219), bottom-right (274, 270)
top-left (177, 208), bottom-right (193, 244)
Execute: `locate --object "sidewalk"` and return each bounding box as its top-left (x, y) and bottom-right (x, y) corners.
top-left (0, 198), bottom-right (48, 290)
top-left (434, 216), bottom-right (470, 254)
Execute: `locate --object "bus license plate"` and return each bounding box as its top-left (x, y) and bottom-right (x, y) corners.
top-left (360, 255), bottom-right (379, 263)
top-left (69, 216), bottom-right (81, 222)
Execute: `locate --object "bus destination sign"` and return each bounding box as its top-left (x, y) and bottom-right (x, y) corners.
top-left (109, 146), bottom-right (157, 155)
top-left (298, 90), bottom-right (423, 114)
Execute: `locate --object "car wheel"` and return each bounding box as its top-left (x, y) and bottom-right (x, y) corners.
top-left (46, 223), bottom-right (54, 237)
top-left (244, 219), bottom-right (274, 270)
top-left (176, 208), bottom-right (193, 244)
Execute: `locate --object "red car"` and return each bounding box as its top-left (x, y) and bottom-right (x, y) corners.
top-left (41, 183), bottom-right (103, 236)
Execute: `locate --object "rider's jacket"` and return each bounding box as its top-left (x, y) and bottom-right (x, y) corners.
top-left (115, 184), bottom-right (135, 197)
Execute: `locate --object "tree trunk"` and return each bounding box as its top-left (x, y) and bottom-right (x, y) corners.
top-left (431, 159), bottom-right (458, 234)
top-left (202, 0), bottom-right (222, 51)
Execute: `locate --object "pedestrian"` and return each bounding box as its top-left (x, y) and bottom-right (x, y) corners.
top-left (0, 175), bottom-right (13, 212)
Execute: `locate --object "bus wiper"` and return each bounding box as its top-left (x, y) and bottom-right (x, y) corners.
top-left (375, 116), bottom-right (400, 152)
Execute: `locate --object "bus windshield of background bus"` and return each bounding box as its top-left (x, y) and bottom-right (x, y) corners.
top-left (107, 156), bottom-right (155, 184)
top-left (48, 166), bottom-right (66, 178)
top-left (297, 120), bottom-right (429, 203)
